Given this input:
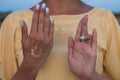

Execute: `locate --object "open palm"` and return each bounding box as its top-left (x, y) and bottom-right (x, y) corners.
top-left (68, 15), bottom-right (97, 79)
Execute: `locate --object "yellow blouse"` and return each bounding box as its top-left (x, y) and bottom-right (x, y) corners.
top-left (0, 8), bottom-right (120, 80)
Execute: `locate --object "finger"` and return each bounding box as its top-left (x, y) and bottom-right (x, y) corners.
top-left (30, 4), bottom-right (40, 34)
top-left (81, 15), bottom-right (88, 36)
top-left (49, 18), bottom-right (54, 44)
top-left (20, 21), bottom-right (28, 45)
top-left (92, 29), bottom-right (97, 50)
top-left (38, 3), bottom-right (46, 34)
top-left (68, 37), bottom-right (74, 59)
top-left (75, 21), bottom-right (82, 41)
top-left (39, 19), bottom-right (54, 65)
top-left (86, 36), bottom-right (92, 45)
top-left (44, 7), bottom-right (50, 43)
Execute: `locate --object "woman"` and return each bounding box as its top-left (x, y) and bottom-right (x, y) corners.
top-left (0, 0), bottom-right (120, 80)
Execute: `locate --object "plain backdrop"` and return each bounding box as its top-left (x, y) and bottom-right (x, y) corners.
top-left (0, 0), bottom-right (120, 13)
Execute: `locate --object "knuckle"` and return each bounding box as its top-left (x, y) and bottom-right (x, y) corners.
top-left (44, 39), bottom-right (49, 45)
top-left (29, 34), bottom-right (36, 39)
top-left (40, 36), bottom-right (44, 42)
top-left (36, 36), bottom-right (44, 43)
top-left (35, 37), bottom-right (40, 42)
top-left (33, 19), bottom-right (37, 23)
top-left (36, 37), bottom-right (41, 41)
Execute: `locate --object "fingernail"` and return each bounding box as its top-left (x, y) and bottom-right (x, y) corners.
top-left (50, 18), bottom-right (54, 23)
top-left (42, 3), bottom-right (46, 9)
top-left (36, 4), bottom-right (40, 10)
top-left (46, 7), bottom-right (49, 13)
top-left (20, 21), bottom-right (24, 27)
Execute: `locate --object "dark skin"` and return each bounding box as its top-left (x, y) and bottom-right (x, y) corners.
top-left (11, 0), bottom-right (110, 80)
top-left (31, 0), bottom-right (93, 15)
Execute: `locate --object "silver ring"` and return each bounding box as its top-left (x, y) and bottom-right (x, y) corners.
top-left (80, 35), bottom-right (87, 40)
top-left (30, 46), bottom-right (42, 58)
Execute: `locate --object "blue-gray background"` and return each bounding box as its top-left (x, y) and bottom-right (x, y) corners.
top-left (0, 0), bottom-right (120, 13)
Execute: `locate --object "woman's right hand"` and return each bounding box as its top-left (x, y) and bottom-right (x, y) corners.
top-left (11, 3), bottom-right (54, 80)
top-left (21, 3), bottom-right (54, 70)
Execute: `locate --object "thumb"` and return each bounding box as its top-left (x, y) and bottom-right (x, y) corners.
top-left (68, 37), bottom-right (74, 58)
top-left (20, 21), bottom-right (28, 45)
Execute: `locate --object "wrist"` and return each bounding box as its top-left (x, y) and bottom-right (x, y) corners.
top-left (21, 59), bottom-right (39, 72)
top-left (78, 72), bottom-right (97, 80)
top-left (19, 60), bottom-right (40, 77)
top-left (90, 72), bottom-right (110, 80)
top-left (90, 72), bottom-right (99, 80)
top-left (11, 60), bottom-right (39, 80)
top-left (79, 72), bottom-right (101, 80)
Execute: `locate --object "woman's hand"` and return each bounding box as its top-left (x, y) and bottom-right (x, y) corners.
top-left (68, 15), bottom-right (110, 80)
top-left (21, 3), bottom-right (54, 69)
top-left (68, 15), bottom-right (97, 79)
top-left (11, 3), bottom-right (54, 80)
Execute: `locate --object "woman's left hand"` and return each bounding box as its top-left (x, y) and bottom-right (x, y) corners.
top-left (68, 15), bottom-right (97, 79)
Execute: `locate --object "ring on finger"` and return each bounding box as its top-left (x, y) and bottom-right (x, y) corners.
top-left (80, 35), bottom-right (88, 40)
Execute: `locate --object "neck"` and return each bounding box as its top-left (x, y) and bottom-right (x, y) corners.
top-left (43, 0), bottom-right (80, 9)
top-left (31, 0), bottom-right (93, 15)
top-left (43, 0), bottom-right (84, 15)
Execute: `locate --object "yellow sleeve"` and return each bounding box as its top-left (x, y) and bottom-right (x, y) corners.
top-left (0, 27), bottom-right (2, 79)
top-left (0, 28), bottom-right (1, 62)
top-left (103, 10), bottom-right (120, 80)
top-left (0, 14), bottom-right (19, 80)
